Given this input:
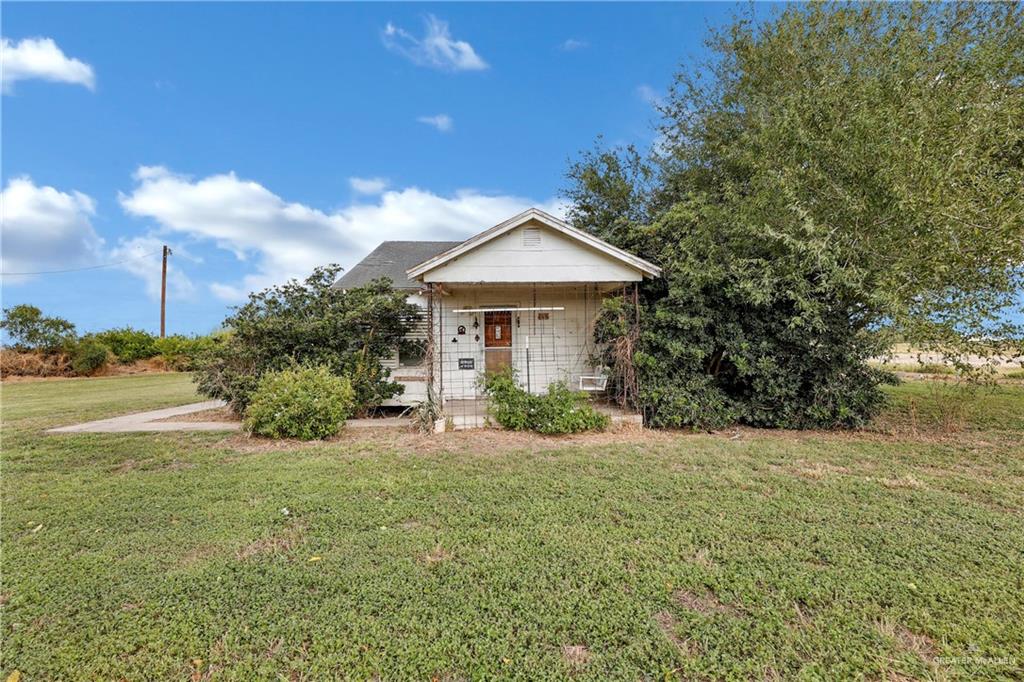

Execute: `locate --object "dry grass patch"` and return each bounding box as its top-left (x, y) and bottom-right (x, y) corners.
top-left (767, 460), bottom-right (852, 481)
top-left (876, 619), bottom-right (940, 662)
top-left (112, 458), bottom-right (140, 474)
top-left (560, 644), bottom-right (591, 670)
top-left (654, 611), bottom-right (699, 656)
top-left (791, 602), bottom-right (814, 631)
top-left (178, 544), bottom-right (222, 568)
top-left (236, 523), bottom-right (306, 560)
top-left (264, 638), bottom-right (284, 659)
top-left (880, 474), bottom-right (925, 490)
top-left (687, 548), bottom-right (717, 570)
top-left (96, 357), bottom-right (174, 378)
top-left (419, 544), bottom-right (452, 566)
top-left (0, 349), bottom-right (73, 378)
top-left (221, 424), bottom-right (686, 457)
top-left (674, 588), bottom-right (742, 616)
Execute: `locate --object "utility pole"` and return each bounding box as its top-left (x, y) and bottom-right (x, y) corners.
top-left (160, 245), bottom-right (171, 338)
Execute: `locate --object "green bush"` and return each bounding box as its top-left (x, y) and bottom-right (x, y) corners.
top-left (637, 367), bottom-right (738, 431)
top-left (243, 365), bottom-right (355, 440)
top-left (93, 327), bottom-right (158, 363)
top-left (531, 381), bottom-right (611, 434)
top-left (482, 369), bottom-right (609, 434)
top-left (481, 369), bottom-right (536, 431)
top-left (153, 334), bottom-right (218, 371)
top-left (195, 267), bottom-right (418, 415)
top-left (71, 339), bottom-right (111, 376)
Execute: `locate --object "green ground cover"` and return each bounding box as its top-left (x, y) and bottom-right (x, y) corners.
top-left (2, 374), bottom-right (1022, 680)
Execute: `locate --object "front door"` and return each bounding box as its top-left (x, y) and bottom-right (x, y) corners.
top-left (484, 310), bottom-right (513, 375)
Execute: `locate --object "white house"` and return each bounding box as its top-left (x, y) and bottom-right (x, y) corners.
top-left (333, 208), bottom-right (660, 425)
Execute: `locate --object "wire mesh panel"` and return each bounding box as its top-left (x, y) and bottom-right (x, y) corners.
top-left (430, 284), bottom-right (607, 429)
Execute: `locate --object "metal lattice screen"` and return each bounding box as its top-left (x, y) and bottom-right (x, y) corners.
top-left (428, 284), bottom-right (608, 429)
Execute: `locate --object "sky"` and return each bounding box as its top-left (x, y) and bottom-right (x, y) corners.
top-left (1, 2), bottom-right (760, 336)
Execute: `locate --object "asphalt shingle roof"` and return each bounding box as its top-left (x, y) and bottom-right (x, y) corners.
top-left (332, 241), bottom-right (461, 290)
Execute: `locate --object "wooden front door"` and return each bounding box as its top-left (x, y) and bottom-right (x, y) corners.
top-left (484, 310), bottom-right (513, 375)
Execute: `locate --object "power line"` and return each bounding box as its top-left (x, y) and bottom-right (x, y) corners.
top-left (0, 250), bottom-right (162, 276)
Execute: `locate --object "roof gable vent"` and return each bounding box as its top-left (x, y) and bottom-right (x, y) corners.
top-left (522, 227), bottom-right (542, 248)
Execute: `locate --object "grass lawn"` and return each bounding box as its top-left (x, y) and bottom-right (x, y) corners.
top-left (2, 374), bottom-right (1022, 680)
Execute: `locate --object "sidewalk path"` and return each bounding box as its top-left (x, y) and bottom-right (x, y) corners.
top-left (47, 401), bottom-right (411, 433)
top-left (47, 400), bottom-right (240, 433)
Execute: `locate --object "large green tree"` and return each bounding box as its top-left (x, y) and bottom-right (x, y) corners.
top-left (570, 2), bottom-right (1023, 428)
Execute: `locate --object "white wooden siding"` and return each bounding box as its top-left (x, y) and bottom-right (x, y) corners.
top-left (421, 221), bottom-right (644, 284)
top-left (383, 293), bottom-right (429, 407)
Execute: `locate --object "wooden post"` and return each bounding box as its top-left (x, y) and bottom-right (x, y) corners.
top-left (160, 245), bottom-right (171, 338)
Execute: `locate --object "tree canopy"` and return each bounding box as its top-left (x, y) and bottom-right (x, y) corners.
top-left (570, 2), bottom-right (1023, 428)
top-left (0, 304), bottom-right (76, 352)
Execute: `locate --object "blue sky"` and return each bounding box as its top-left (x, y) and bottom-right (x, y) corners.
top-left (1, 2), bottom-right (755, 335)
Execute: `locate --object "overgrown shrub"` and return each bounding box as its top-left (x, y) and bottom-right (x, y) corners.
top-left (195, 267), bottom-right (418, 415)
top-left (634, 365), bottom-right (738, 431)
top-left (532, 382), bottom-right (611, 434)
top-left (481, 369), bottom-right (535, 431)
top-left (243, 365), bottom-right (355, 440)
top-left (1, 305), bottom-right (76, 352)
top-left (592, 284), bottom-right (894, 431)
top-left (93, 327), bottom-right (158, 363)
top-left (71, 339), bottom-right (111, 376)
top-left (481, 369), bottom-right (609, 434)
top-left (153, 334), bottom-right (219, 371)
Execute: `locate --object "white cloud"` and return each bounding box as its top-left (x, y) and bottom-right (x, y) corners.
top-left (1, 37), bottom-right (95, 94)
top-left (118, 165), bottom-right (563, 302)
top-left (559, 39), bottom-right (588, 51)
top-left (349, 176), bottom-right (389, 195)
top-left (636, 84), bottom-right (663, 107)
top-left (209, 282), bottom-right (248, 303)
top-left (0, 176), bottom-right (196, 299)
top-left (382, 15), bottom-right (488, 72)
top-left (0, 177), bottom-right (103, 279)
top-left (417, 114), bottom-right (453, 133)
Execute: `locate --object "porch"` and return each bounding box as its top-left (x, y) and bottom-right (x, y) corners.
top-left (429, 283), bottom-right (621, 403)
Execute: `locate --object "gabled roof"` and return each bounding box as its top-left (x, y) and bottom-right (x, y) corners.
top-left (333, 241), bottom-right (461, 290)
top-left (406, 208), bottom-right (661, 280)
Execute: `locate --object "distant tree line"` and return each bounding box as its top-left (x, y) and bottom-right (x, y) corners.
top-left (0, 304), bottom-right (218, 377)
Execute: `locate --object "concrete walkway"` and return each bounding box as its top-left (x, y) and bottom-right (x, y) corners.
top-left (47, 401), bottom-right (412, 434)
top-left (47, 400), bottom-right (240, 433)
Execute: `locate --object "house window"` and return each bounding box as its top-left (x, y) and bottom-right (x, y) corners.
top-left (522, 227), bottom-right (541, 248)
top-left (399, 340), bottom-right (426, 367)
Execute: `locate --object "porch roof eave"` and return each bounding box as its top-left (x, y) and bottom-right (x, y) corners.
top-left (412, 279), bottom-right (640, 289)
